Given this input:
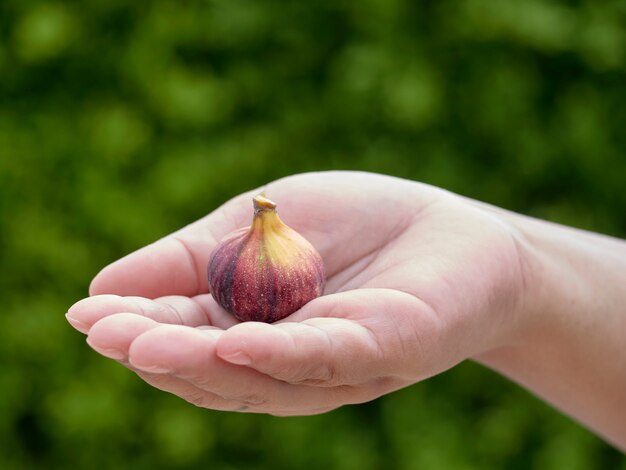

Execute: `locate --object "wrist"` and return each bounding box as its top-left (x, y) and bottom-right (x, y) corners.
top-left (503, 214), bottom-right (626, 346)
top-left (474, 212), bottom-right (626, 449)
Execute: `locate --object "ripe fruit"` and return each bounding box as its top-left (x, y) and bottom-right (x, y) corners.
top-left (207, 194), bottom-right (325, 322)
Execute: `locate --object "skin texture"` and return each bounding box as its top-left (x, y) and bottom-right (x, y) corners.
top-left (66, 171), bottom-right (626, 449)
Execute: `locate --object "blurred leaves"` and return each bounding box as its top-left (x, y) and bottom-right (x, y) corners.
top-left (13, 2), bottom-right (79, 63)
top-left (1, 0), bottom-right (625, 468)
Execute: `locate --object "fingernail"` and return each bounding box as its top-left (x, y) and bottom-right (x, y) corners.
top-left (98, 348), bottom-right (127, 361)
top-left (85, 338), bottom-right (126, 361)
top-left (130, 362), bottom-right (173, 374)
top-left (65, 313), bottom-right (90, 333)
top-left (219, 351), bottom-right (252, 365)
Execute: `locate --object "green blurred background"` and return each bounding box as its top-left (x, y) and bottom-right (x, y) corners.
top-left (1, 0), bottom-right (625, 468)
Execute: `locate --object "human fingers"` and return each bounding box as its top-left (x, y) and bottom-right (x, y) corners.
top-left (84, 314), bottom-right (254, 411)
top-left (85, 313), bottom-right (160, 361)
top-left (132, 347), bottom-right (337, 415)
top-left (135, 370), bottom-right (336, 415)
top-left (84, 314), bottom-right (274, 413)
top-left (215, 289), bottom-right (445, 387)
top-left (66, 294), bottom-right (237, 334)
top-left (84, 314), bottom-right (244, 411)
top-left (126, 324), bottom-right (378, 413)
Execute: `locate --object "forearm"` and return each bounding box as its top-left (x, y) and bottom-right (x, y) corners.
top-left (476, 214), bottom-right (626, 450)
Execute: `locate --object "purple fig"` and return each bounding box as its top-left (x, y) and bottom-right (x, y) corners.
top-left (207, 194), bottom-right (325, 323)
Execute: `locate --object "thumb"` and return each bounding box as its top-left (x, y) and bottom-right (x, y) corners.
top-left (215, 289), bottom-right (441, 387)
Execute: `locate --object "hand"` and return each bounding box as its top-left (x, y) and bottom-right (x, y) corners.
top-left (66, 171), bottom-right (529, 415)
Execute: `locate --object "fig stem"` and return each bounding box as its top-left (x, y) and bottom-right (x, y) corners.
top-left (253, 193), bottom-right (277, 213)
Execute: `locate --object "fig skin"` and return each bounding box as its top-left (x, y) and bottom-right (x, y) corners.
top-left (207, 195), bottom-right (325, 323)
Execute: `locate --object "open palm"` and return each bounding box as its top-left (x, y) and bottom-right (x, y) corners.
top-left (67, 171), bottom-right (527, 415)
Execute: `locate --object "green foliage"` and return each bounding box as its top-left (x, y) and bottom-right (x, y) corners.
top-left (1, 0), bottom-right (625, 468)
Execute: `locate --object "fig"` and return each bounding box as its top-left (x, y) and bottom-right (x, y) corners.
top-left (207, 194), bottom-right (325, 322)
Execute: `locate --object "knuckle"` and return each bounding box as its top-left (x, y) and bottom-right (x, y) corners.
top-left (230, 390), bottom-right (268, 407)
top-left (183, 389), bottom-right (216, 408)
top-left (290, 362), bottom-right (340, 386)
